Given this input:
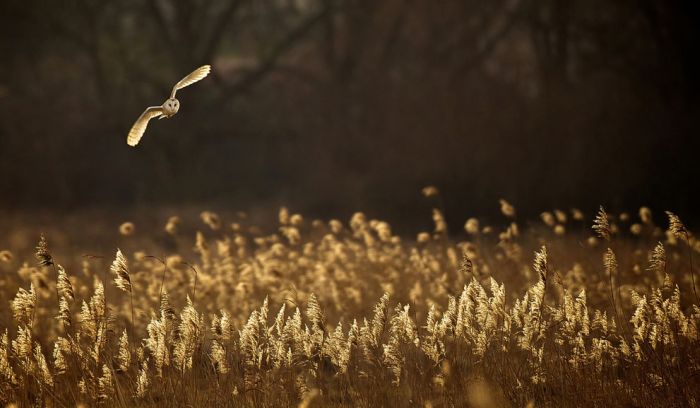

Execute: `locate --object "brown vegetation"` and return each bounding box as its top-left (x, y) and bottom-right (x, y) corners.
top-left (0, 201), bottom-right (699, 407)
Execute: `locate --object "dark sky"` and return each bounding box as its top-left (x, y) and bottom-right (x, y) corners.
top-left (0, 0), bottom-right (698, 229)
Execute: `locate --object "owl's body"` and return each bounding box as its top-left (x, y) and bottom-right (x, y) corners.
top-left (160, 98), bottom-right (180, 118)
top-left (127, 65), bottom-right (210, 146)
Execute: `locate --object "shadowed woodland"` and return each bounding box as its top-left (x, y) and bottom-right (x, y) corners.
top-left (0, 0), bottom-right (699, 224)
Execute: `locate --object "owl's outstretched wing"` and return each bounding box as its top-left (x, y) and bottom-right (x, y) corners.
top-left (170, 65), bottom-right (211, 98)
top-left (127, 106), bottom-right (163, 146)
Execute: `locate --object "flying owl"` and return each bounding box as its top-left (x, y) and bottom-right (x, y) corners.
top-left (127, 65), bottom-right (211, 146)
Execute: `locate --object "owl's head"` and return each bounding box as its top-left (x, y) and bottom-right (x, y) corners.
top-left (163, 98), bottom-right (180, 115)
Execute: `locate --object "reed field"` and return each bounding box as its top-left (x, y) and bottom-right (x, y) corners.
top-left (0, 197), bottom-right (699, 407)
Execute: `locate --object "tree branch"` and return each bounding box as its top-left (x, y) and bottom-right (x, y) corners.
top-left (380, 0), bottom-right (413, 63)
top-left (200, 0), bottom-right (244, 62)
top-left (217, 5), bottom-right (329, 103)
top-left (147, 0), bottom-right (175, 51)
top-left (453, 1), bottom-right (524, 76)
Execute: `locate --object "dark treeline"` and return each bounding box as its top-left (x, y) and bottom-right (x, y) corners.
top-left (0, 0), bottom-right (698, 229)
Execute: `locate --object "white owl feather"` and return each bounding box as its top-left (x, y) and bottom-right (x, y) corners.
top-left (127, 65), bottom-right (211, 146)
top-left (171, 65), bottom-right (211, 99)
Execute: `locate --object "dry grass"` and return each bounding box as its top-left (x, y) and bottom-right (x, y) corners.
top-left (1, 200), bottom-right (699, 407)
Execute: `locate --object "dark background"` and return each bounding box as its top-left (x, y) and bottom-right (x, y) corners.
top-left (1, 0), bottom-right (698, 230)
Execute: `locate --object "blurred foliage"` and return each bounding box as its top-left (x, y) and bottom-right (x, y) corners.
top-left (0, 0), bottom-right (698, 226)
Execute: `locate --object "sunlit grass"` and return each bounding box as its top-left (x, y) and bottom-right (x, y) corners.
top-left (0, 199), bottom-right (699, 407)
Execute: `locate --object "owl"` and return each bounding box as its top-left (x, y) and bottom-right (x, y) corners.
top-left (127, 65), bottom-right (211, 146)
